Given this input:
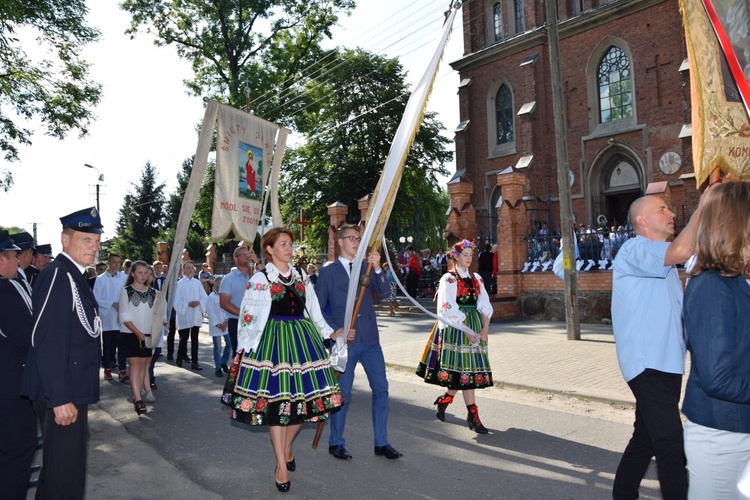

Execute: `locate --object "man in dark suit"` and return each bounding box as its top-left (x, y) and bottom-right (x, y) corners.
top-left (21, 207), bottom-right (103, 499)
top-left (315, 224), bottom-right (403, 461)
top-left (0, 231), bottom-right (36, 500)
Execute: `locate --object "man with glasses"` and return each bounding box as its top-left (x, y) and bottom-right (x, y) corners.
top-left (315, 224), bottom-right (403, 461)
top-left (219, 245), bottom-right (263, 357)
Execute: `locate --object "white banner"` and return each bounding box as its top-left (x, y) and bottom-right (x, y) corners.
top-left (212, 104), bottom-right (282, 242)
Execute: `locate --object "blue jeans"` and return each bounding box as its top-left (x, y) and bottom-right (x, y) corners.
top-left (212, 335), bottom-right (231, 370)
top-left (328, 342), bottom-right (390, 448)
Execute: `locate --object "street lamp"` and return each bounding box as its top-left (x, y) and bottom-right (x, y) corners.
top-left (84, 163), bottom-right (104, 213)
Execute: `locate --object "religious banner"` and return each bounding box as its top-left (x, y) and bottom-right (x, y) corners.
top-left (680, 0), bottom-right (750, 186)
top-left (212, 103), bottom-right (285, 242)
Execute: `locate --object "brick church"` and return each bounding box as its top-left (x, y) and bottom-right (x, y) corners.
top-left (441, 0), bottom-right (701, 320)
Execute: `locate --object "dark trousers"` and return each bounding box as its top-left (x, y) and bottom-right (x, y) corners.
top-left (166, 311), bottom-right (177, 356)
top-left (0, 399), bottom-right (36, 500)
top-left (613, 369), bottom-right (687, 500)
top-left (177, 326), bottom-right (199, 362)
top-left (149, 347), bottom-right (161, 385)
top-left (406, 272), bottom-right (419, 297)
top-left (102, 330), bottom-right (125, 371)
top-left (227, 318), bottom-right (238, 358)
top-left (36, 404), bottom-right (88, 500)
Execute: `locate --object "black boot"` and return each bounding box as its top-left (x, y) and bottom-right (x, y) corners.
top-left (466, 404), bottom-right (488, 434)
top-left (433, 393), bottom-right (454, 421)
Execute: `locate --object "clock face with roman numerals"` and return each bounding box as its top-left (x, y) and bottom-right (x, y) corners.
top-left (659, 151), bottom-right (681, 175)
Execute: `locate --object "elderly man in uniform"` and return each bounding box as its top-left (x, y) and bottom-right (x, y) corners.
top-left (25, 243), bottom-right (53, 287)
top-left (21, 207), bottom-right (103, 499)
top-left (0, 231), bottom-right (36, 500)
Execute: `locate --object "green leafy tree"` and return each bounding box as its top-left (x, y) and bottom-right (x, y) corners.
top-left (109, 162), bottom-right (166, 261)
top-left (0, 0), bottom-right (102, 191)
top-left (280, 48), bottom-right (452, 252)
top-left (120, 0), bottom-right (354, 117)
top-left (162, 156), bottom-right (215, 259)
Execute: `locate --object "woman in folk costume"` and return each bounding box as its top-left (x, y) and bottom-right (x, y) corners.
top-left (416, 239), bottom-right (493, 434)
top-left (221, 227), bottom-right (343, 493)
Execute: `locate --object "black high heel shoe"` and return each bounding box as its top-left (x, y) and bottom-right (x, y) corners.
top-left (275, 466), bottom-right (290, 493)
top-left (286, 457), bottom-right (296, 471)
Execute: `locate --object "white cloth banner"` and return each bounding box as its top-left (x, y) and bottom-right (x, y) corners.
top-left (342, 5), bottom-right (459, 340)
top-left (212, 104), bottom-right (282, 243)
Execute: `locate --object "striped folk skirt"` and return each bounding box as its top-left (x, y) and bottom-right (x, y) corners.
top-left (416, 306), bottom-right (493, 390)
top-left (221, 315), bottom-right (342, 426)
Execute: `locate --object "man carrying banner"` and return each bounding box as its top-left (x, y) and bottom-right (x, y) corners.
top-left (315, 224), bottom-right (402, 461)
top-left (611, 192), bottom-right (707, 499)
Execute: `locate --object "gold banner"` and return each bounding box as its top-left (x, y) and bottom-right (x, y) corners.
top-left (680, 0), bottom-right (750, 186)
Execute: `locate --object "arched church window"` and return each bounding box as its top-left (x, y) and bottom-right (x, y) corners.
top-left (598, 46), bottom-right (633, 123)
top-left (495, 84), bottom-right (514, 144)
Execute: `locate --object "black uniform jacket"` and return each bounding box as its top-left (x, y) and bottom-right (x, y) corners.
top-left (21, 254), bottom-right (101, 409)
top-left (0, 276), bottom-right (33, 400)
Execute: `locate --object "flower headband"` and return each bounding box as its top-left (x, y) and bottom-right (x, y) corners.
top-left (446, 239), bottom-right (476, 259)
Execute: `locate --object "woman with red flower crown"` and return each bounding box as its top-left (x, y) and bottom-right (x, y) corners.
top-left (416, 239), bottom-right (493, 434)
top-left (220, 227), bottom-right (343, 493)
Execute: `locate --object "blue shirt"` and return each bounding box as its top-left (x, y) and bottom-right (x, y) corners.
top-left (218, 267), bottom-right (250, 319)
top-left (611, 235), bottom-right (686, 382)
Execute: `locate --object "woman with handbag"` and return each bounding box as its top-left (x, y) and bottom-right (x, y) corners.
top-left (416, 239), bottom-right (494, 434)
top-left (221, 227), bottom-right (343, 493)
top-left (682, 181), bottom-right (750, 499)
top-left (118, 260), bottom-right (156, 415)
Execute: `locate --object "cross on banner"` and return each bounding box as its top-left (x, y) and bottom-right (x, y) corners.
top-left (291, 209), bottom-right (313, 241)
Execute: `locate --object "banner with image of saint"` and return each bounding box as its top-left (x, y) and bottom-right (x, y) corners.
top-left (212, 104), bottom-right (281, 242)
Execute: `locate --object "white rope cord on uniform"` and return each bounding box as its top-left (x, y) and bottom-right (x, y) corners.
top-left (67, 273), bottom-right (102, 338)
top-left (0, 277), bottom-right (33, 339)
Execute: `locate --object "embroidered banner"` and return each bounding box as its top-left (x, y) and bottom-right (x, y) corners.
top-left (212, 104), bottom-right (285, 242)
top-left (680, 0), bottom-right (750, 186)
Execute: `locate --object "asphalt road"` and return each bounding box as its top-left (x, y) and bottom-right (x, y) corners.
top-left (79, 339), bottom-right (660, 500)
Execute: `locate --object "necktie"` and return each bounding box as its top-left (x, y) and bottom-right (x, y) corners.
top-left (349, 262), bottom-right (353, 276)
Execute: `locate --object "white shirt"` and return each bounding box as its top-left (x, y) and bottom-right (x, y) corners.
top-left (206, 291), bottom-right (228, 337)
top-left (174, 275), bottom-right (206, 329)
top-left (93, 270), bottom-right (127, 331)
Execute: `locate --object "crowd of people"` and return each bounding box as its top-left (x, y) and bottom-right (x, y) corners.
top-left (1, 182), bottom-right (749, 498)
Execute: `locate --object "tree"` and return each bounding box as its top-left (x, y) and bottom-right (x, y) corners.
top-left (280, 48), bottom-right (452, 252)
top-left (120, 0), bottom-right (354, 118)
top-left (0, 0), bottom-right (102, 191)
top-left (109, 162), bottom-right (166, 261)
top-left (163, 156), bottom-right (214, 259)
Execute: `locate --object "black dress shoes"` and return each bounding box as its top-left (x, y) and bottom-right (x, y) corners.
top-left (374, 445), bottom-right (403, 459)
top-left (328, 445), bottom-right (353, 460)
top-left (175, 357), bottom-right (183, 368)
top-left (215, 369), bottom-right (223, 377)
top-left (191, 363), bottom-right (203, 371)
top-left (221, 363), bottom-right (230, 373)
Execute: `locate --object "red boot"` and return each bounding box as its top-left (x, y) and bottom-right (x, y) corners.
top-left (466, 404), bottom-right (488, 434)
top-left (433, 393), bottom-right (454, 421)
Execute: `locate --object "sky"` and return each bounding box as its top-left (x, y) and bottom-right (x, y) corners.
top-left (0, 0), bottom-right (463, 253)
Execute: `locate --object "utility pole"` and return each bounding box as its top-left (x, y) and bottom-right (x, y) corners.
top-left (545, 0), bottom-right (580, 340)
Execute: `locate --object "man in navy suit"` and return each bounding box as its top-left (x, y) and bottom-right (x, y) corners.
top-left (0, 231), bottom-right (36, 500)
top-left (315, 224), bottom-right (403, 460)
top-left (21, 207), bottom-right (103, 499)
